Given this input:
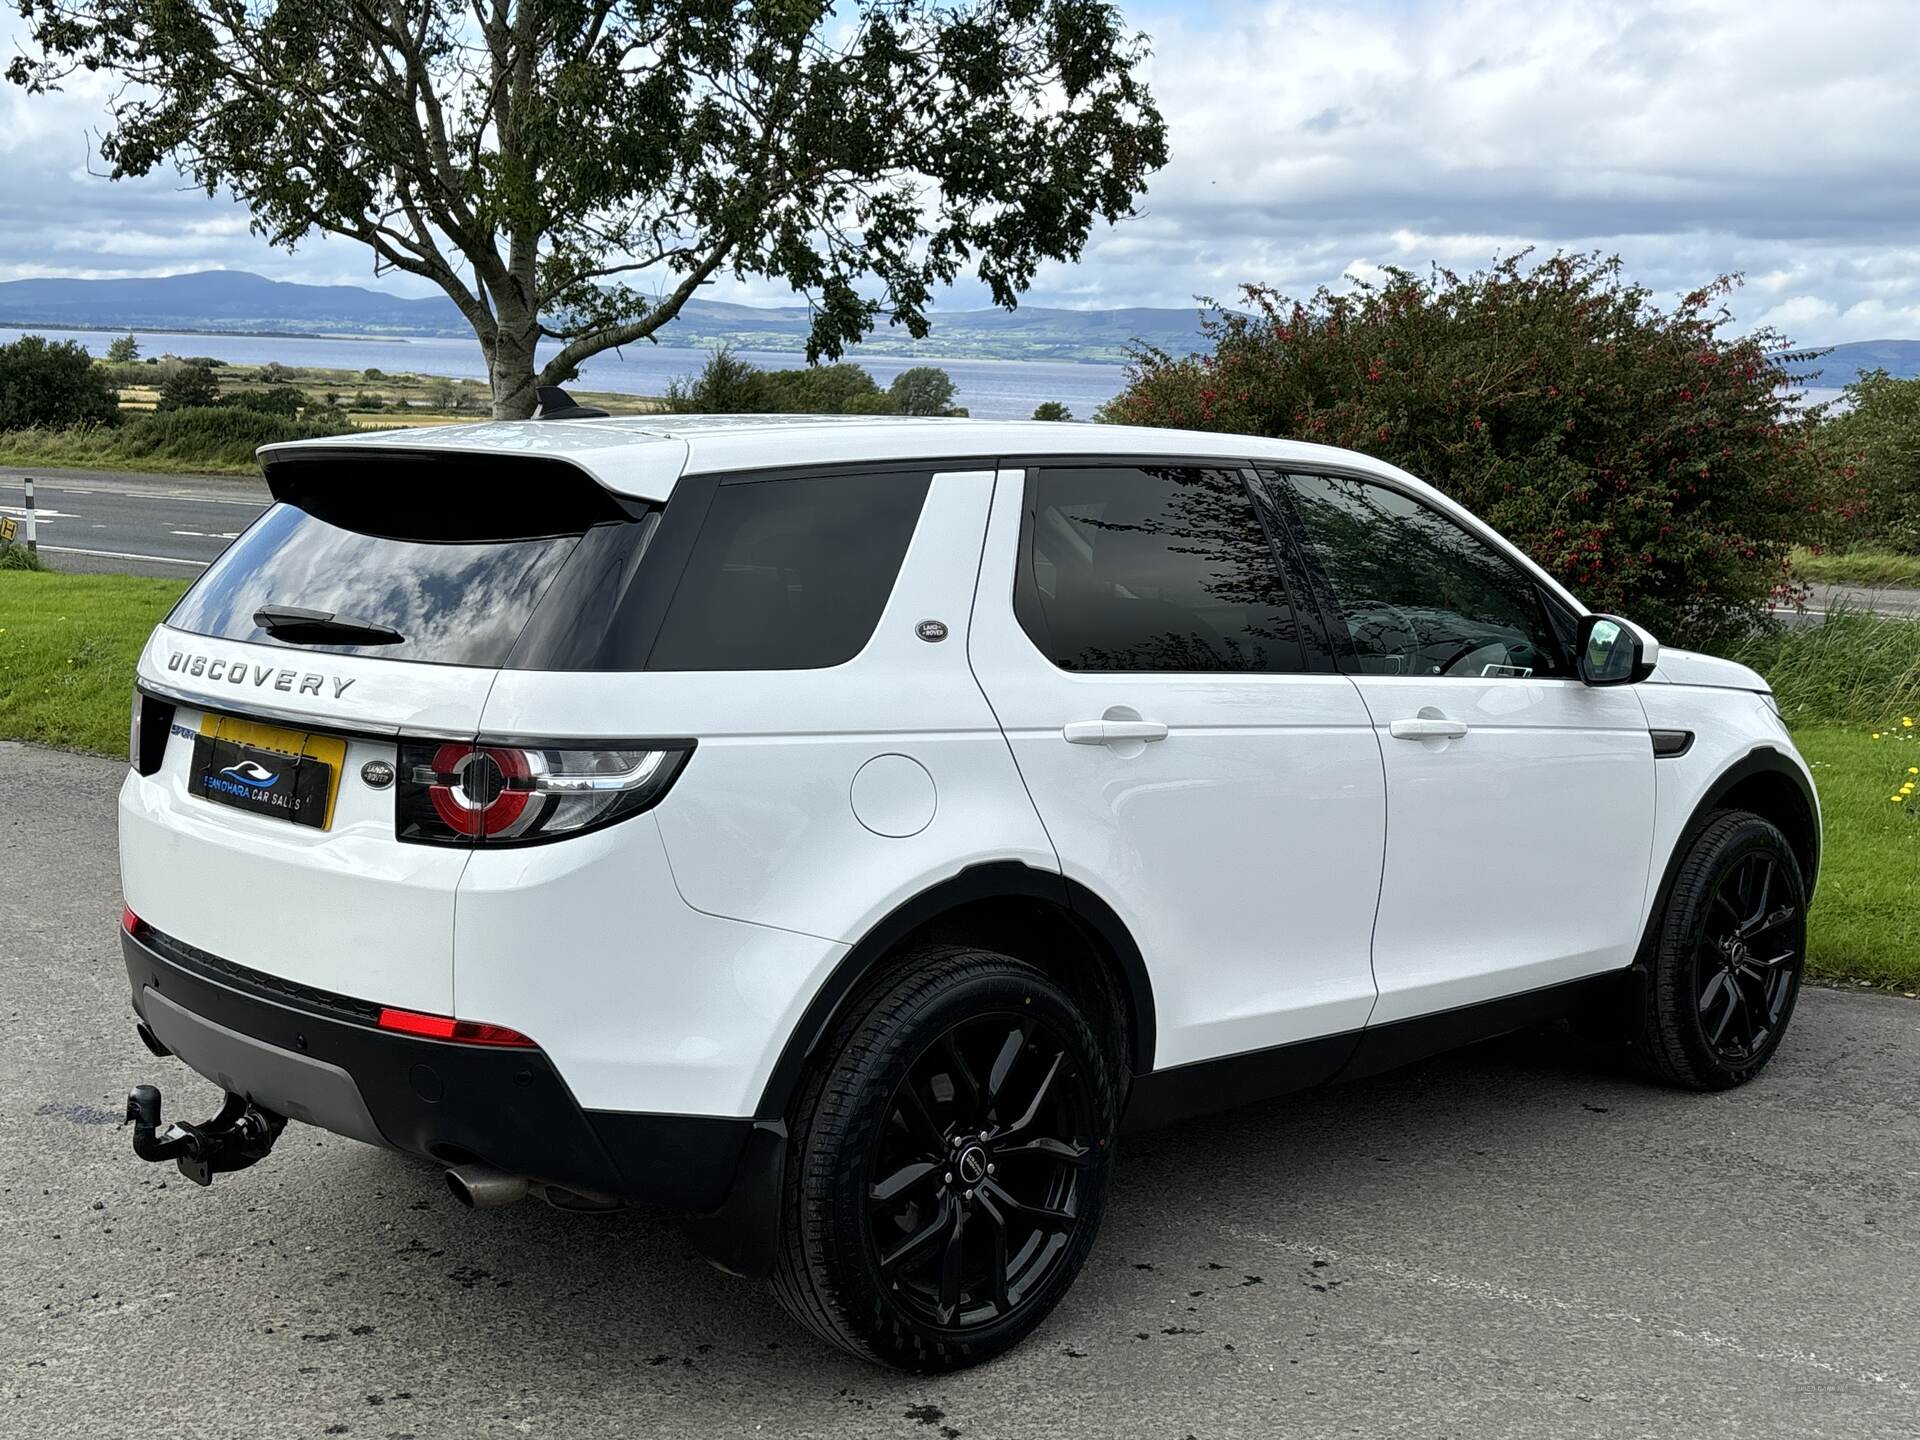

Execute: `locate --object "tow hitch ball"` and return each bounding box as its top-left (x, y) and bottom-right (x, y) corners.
top-left (125, 1084), bottom-right (285, 1186)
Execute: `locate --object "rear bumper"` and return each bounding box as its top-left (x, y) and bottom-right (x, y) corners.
top-left (122, 922), bottom-right (755, 1214)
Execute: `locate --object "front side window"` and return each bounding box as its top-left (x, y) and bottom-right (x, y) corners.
top-left (1278, 472), bottom-right (1566, 679)
top-left (1018, 465), bottom-right (1305, 673)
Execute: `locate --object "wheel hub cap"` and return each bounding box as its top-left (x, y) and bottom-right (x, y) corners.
top-left (956, 1143), bottom-right (989, 1186)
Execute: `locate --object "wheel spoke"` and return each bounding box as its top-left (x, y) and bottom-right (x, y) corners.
top-left (1742, 903), bottom-right (1797, 941)
top-left (1705, 980), bottom-right (1739, 1047)
top-left (978, 1191), bottom-right (1012, 1312)
top-left (997, 1051), bottom-right (1064, 1140)
top-left (1743, 859), bottom-right (1775, 933)
top-left (995, 1135), bottom-right (1091, 1167)
top-left (894, 1075), bottom-right (946, 1151)
top-left (1698, 969), bottom-right (1729, 1016)
top-left (879, 1195), bottom-right (952, 1274)
top-left (943, 1032), bottom-right (982, 1110)
top-left (936, 1203), bottom-right (969, 1324)
top-left (870, 1160), bottom-right (939, 1206)
top-left (980, 1176), bottom-right (1074, 1229)
top-left (985, 1020), bottom-right (1032, 1108)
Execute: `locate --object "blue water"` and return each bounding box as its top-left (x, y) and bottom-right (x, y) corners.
top-left (0, 326), bottom-right (1129, 422)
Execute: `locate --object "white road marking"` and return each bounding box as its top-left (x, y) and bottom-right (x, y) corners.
top-left (1230, 1226), bottom-right (1917, 1398)
top-left (169, 529), bottom-right (240, 539)
top-left (0, 505), bottom-right (75, 521)
top-left (38, 544), bottom-right (208, 568)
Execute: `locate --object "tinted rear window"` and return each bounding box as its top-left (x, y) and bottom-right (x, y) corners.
top-left (646, 470), bottom-right (931, 670)
top-left (170, 503), bottom-right (584, 668)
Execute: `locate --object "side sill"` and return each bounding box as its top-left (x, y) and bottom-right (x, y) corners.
top-left (1120, 973), bottom-right (1613, 1133)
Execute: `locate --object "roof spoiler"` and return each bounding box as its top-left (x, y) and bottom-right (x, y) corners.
top-left (534, 385), bottom-right (610, 420)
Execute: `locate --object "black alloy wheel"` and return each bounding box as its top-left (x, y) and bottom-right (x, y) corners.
top-left (771, 945), bottom-right (1119, 1370)
top-left (1695, 849), bottom-right (1801, 1063)
top-left (1632, 809), bottom-right (1808, 1090)
top-left (866, 1011), bottom-right (1096, 1330)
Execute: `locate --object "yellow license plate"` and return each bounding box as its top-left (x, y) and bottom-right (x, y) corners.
top-left (189, 715), bottom-right (348, 830)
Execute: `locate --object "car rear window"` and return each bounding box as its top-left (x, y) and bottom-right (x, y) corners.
top-left (169, 503), bottom-right (585, 668)
top-left (167, 452), bottom-right (645, 669)
top-left (645, 469), bottom-right (932, 670)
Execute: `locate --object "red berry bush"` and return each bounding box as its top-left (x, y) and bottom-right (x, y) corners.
top-left (1100, 253), bottom-right (1831, 648)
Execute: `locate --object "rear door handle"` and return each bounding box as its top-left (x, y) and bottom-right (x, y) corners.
top-left (1388, 716), bottom-right (1469, 741)
top-left (1063, 719), bottom-right (1169, 745)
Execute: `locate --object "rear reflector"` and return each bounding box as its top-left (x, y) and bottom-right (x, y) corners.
top-left (120, 905), bottom-right (139, 935)
top-left (375, 1006), bottom-right (537, 1048)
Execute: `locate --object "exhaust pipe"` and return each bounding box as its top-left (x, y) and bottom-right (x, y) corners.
top-left (445, 1163), bottom-right (529, 1209)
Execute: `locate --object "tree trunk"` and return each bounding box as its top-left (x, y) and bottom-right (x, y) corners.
top-left (488, 313), bottom-right (541, 420)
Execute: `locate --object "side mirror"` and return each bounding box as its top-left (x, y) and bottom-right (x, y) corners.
top-left (1575, 613), bottom-right (1658, 686)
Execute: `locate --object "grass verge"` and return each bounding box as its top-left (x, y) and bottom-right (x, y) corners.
top-left (1794, 725), bottom-right (1920, 991)
top-left (0, 571), bottom-right (1915, 988)
top-left (1792, 546), bottom-right (1920, 589)
top-left (0, 570), bottom-right (188, 752)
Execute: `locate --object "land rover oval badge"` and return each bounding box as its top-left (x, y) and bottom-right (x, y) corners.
top-left (361, 759), bottom-right (396, 789)
top-left (915, 619), bottom-right (949, 643)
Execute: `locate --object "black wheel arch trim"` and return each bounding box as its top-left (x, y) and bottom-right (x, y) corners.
top-left (1637, 744), bottom-right (1820, 965)
top-left (751, 861), bottom-right (1156, 1123)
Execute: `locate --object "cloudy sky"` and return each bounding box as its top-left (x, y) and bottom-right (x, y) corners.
top-left (2, 0), bottom-right (1917, 344)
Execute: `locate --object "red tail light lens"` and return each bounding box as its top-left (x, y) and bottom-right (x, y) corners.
top-left (396, 740), bottom-right (692, 846)
top-left (120, 905), bottom-right (140, 935)
top-left (376, 1006), bottom-right (537, 1048)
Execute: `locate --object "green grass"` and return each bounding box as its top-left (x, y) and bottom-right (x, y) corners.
top-left (1731, 609), bottom-right (1920, 728)
top-left (0, 406), bottom-right (354, 477)
top-left (1, 570), bottom-right (1915, 987)
top-left (1791, 545), bottom-right (1920, 589)
top-left (1795, 724), bottom-right (1920, 990)
top-left (0, 571), bottom-right (188, 752)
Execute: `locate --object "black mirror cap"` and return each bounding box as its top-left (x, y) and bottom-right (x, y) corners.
top-left (1575, 613), bottom-right (1656, 686)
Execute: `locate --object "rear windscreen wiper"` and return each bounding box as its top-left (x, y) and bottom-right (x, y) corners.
top-left (253, 604), bottom-right (404, 646)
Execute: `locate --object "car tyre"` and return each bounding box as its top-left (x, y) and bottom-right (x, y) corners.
top-left (1629, 810), bottom-right (1808, 1090)
top-left (770, 944), bottom-right (1119, 1370)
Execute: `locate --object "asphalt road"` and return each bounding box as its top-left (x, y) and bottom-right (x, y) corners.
top-left (0, 467), bottom-right (266, 577)
top-left (3, 740), bottom-right (1918, 1439)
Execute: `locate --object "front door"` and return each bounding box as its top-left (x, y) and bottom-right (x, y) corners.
top-left (1270, 469), bottom-right (1657, 1026)
top-left (969, 461), bottom-right (1385, 1070)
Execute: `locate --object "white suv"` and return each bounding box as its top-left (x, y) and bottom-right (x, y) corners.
top-left (118, 414), bottom-right (1818, 1369)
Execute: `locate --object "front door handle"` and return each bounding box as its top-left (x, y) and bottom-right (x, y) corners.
top-left (1063, 719), bottom-right (1169, 746)
top-left (1388, 716), bottom-right (1469, 741)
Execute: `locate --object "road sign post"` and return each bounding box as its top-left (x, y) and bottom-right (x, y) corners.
top-left (22, 476), bottom-right (36, 557)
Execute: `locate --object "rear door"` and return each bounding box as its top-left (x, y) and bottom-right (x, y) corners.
top-left (121, 456), bottom-right (641, 1013)
top-left (969, 461), bottom-right (1385, 1070)
top-left (1268, 469), bottom-right (1656, 1025)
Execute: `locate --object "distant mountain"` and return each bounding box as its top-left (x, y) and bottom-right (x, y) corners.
top-left (0, 270), bottom-right (1219, 364)
top-left (1788, 340), bottom-right (1920, 385)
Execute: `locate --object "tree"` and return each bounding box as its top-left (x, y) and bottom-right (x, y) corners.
top-left (1815, 371), bottom-right (1920, 554)
top-left (11, 2), bottom-right (1166, 420)
top-left (889, 367), bottom-right (958, 416)
top-left (1100, 253), bottom-right (1827, 647)
top-left (1032, 400), bottom-right (1074, 421)
top-left (156, 363), bottom-right (222, 411)
top-left (0, 334), bottom-right (121, 430)
top-left (228, 386), bottom-right (310, 417)
top-left (106, 333), bottom-right (140, 363)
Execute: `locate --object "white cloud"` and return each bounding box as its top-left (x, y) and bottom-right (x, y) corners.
top-left (1, 0), bottom-right (1917, 344)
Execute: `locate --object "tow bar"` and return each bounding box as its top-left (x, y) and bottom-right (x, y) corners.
top-left (125, 1084), bottom-right (285, 1186)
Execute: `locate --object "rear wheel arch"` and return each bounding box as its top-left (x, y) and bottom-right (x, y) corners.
top-left (755, 862), bottom-right (1155, 1123)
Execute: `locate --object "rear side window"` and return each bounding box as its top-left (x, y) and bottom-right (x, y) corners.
top-left (169, 503), bottom-right (584, 668)
top-left (1018, 465), bottom-right (1306, 673)
top-left (646, 470), bottom-right (932, 671)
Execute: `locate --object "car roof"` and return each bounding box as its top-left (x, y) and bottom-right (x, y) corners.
top-left (260, 413), bottom-right (1400, 503)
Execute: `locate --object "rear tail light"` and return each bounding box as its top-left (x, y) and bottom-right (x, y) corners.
top-left (376, 1006), bottom-right (537, 1048)
top-left (120, 905), bottom-right (140, 935)
top-left (129, 690), bottom-right (175, 776)
top-left (395, 740), bottom-right (692, 846)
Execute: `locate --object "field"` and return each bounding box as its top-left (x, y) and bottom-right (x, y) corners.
top-left (0, 568), bottom-right (1914, 988)
top-left (1791, 546), bottom-right (1920, 589)
top-left (0, 359), bottom-right (662, 475)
